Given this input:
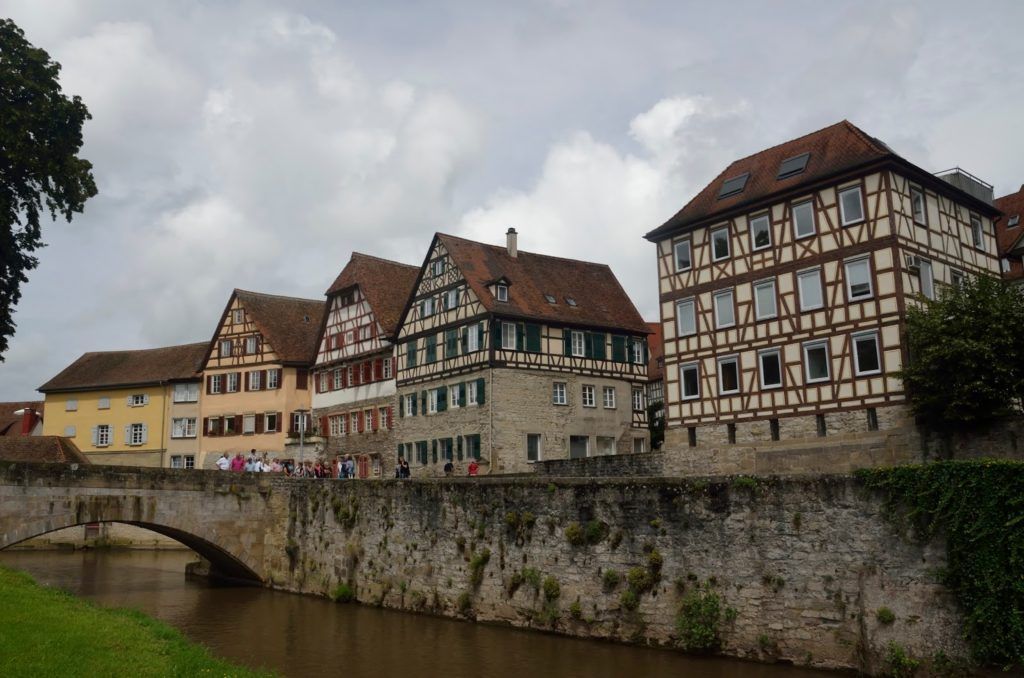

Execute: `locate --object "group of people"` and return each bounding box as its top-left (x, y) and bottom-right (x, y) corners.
top-left (214, 450), bottom-right (361, 479)
top-left (394, 457), bottom-right (479, 478)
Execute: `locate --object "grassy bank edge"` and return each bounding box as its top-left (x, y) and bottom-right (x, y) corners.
top-left (0, 566), bottom-right (274, 677)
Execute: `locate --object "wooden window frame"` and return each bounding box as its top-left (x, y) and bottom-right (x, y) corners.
top-left (602, 386), bottom-right (616, 409)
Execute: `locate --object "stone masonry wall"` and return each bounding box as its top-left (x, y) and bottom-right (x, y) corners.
top-left (274, 475), bottom-right (965, 674)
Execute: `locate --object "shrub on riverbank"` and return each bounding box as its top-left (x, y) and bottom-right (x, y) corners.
top-left (0, 566), bottom-right (271, 677)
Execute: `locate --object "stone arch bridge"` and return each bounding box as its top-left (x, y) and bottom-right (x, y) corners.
top-left (0, 461), bottom-right (293, 583)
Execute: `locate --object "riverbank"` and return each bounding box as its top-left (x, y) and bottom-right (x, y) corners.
top-left (0, 566), bottom-right (271, 677)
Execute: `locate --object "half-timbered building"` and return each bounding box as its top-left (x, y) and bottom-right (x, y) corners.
top-left (644, 121), bottom-right (1002, 464)
top-left (995, 185), bottom-right (1024, 289)
top-left (394, 230), bottom-right (651, 476)
top-left (311, 253), bottom-right (419, 478)
top-left (199, 289), bottom-right (324, 468)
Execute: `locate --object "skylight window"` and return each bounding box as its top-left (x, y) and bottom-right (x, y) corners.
top-left (717, 172), bottom-right (750, 199)
top-left (776, 153), bottom-right (810, 180)
top-left (544, 294), bottom-right (556, 304)
top-left (565, 297), bottom-right (578, 307)
top-left (1009, 215), bottom-right (1020, 228)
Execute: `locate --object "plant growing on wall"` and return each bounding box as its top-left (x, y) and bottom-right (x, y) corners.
top-left (900, 275), bottom-right (1024, 431)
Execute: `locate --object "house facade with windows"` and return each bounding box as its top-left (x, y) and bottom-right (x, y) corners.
top-left (394, 230), bottom-right (651, 476)
top-left (311, 253), bottom-right (419, 478)
top-left (995, 185), bottom-right (1024, 289)
top-left (38, 342), bottom-right (207, 467)
top-left (198, 289), bottom-right (325, 468)
top-left (645, 121), bottom-right (1001, 459)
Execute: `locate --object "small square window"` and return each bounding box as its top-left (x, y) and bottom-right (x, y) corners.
top-left (792, 200), bottom-right (816, 239)
top-left (845, 257), bottom-right (873, 300)
top-left (680, 362), bottom-right (700, 400)
top-left (711, 227), bottom-right (730, 261)
top-left (97, 397), bottom-right (110, 410)
top-left (602, 386), bottom-right (616, 409)
top-left (749, 214), bottom-right (771, 250)
top-left (803, 341), bottom-right (831, 383)
top-left (717, 356), bottom-right (740, 395)
top-left (713, 289), bottom-right (735, 328)
top-left (496, 284), bottom-right (508, 302)
top-left (65, 399), bottom-right (77, 412)
top-left (853, 332), bottom-right (881, 376)
top-left (552, 382), bottom-right (567, 405)
top-left (674, 240), bottom-right (692, 272)
top-left (581, 385), bottom-right (596, 408)
top-left (839, 186), bottom-right (864, 226)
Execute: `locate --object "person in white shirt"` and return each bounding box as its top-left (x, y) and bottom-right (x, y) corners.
top-left (215, 453), bottom-right (230, 471)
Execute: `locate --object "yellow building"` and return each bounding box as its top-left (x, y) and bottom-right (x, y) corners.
top-left (38, 343), bottom-right (207, 467)
top-left (198, 289), bottom-right (325, 468)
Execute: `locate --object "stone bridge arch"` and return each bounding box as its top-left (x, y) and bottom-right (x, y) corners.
top-left (0, 462), bottom-right (289, 584)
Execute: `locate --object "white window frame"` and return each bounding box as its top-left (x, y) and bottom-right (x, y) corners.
top-left (749, 213), bottom-right (772, 251)
top-left (852, 332), bottom-right (882, 376)
top-left (581, 385), bottom-right (596, 408)
top-left (219, 339), bottom-right (232, 357)
top-left (797, 268), bottom-right (824, 311)
top-left (496, 284), bottom-right (508, 302)
top-left (602, 386), bottom-right (616, 409)
top-left (632, 388), bottom-right (644, 412)
top-left (241, 414), bottom-right (255, 435)
top-left (232, 309), bottom-right (244, 324)
top-left (571, 330), bottom-right (585, 357)
top-left (404, 394), bottom-right (415, 418)
top-left (171, 417), bottom-right (197, 439)
top-left (844, 256), bottom-right (874, 301)
top-left (383, 358), bottom-right (392, 380)
top-left (245, 336), bottom-right (258, 354)
top-left (96, 424), bottom-right (111, 447)
top-left (919, 258), bottom-right (935, 300)
top-left (266, 370), bottom-right (279, 390)
top-left (710, 226), bottom-right (731, 261)
top-left (210, 375), bottom-right (222, 394)
top-left (130, 394), bottom-right (147, 407)
top-left (792, 200), bottom-right (816, 239)
top-left (98, 397), bottom-right (111, 410)
top-left (265, 412), bottom-right (279, 433)
top-left (65, 399), bottom-right (77, 412)
top-left (676, 298), bottom-right (697, 337)
top-left (501, 321), bottom-right (516, 350)
top-left (422, 297), bottom-right (435, 317)
top-left (226, 373), bottom-right (239, 393)
top-left (172, 383), bottom-right (198, 403)
top-left (527, 433), bottom-right (542, 463)
top-left (838, 185), bottom-right (865, 226)
top-left (713, 289), bottom-right (735, 329)
top-left (803, 340), bottom-right (831, 383)
top-left (450, 385), bottom-right (461, 408)
top-left (364, 410), bottom-right (373, 431)
top-left (758, 348), bottom-right (783, 389)
top-left (552, 382), bottom-right (567, 406)
top-left (911, 186), bottom-right (926, 225)
top-left (445, 288), bottom-right (459, 310)
top-left (432, 259), bottom-right (445, 277)
top-left (467, 380), bottom-right (478, 405)
top-left (950, 269), bottom-right (966, 288)
top-left (673, 239), bottom-right (692, 272)
top-left (717, 355), bottom-right (740, 395)
top-left (680, 362), bottom-right (700, 400)
top-left (128, 423), bottom-right (145, 446)
top-left (249, 371), bottom-right (263, 391)
top-left (753, 279), bottom-right (777, 320)
top-left (466, 323), bottom-right (480, 353)
top-left (631, 338), bottom-right (644, 364)
top-left (428, 390), bottom-right (439, 414)
top-left (970, 215), bottom-right (984, 249)
top-left (333, 368), bottom-right (343, 390)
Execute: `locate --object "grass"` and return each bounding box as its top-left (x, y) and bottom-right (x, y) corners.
top-left (0, 566), bottom-right (272, 677)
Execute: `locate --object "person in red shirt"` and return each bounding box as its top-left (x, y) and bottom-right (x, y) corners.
top-left (229, 453), bottom-right (245, 472)
top-left (467, 459), bottom-right (479, 476)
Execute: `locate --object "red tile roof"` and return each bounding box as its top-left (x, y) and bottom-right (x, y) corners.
top-left (0, 401), bottom-right (43, 437)
top-left (39, 343), bottom-right (208, 393)
top-left (646, 322), bottom-right (664, 382)
top-left (0, 436), bottom-right (90, 464)
top-left (435, 233), bottom-right (649, 334)
top-left (646, 121), bottom-right (894, 241)
top-left (231, 290), bottom-right (326, 365)
top-left (995, 186), bottom-right (1024, 283)
top-left (324, 253), bottom-right (420, 338)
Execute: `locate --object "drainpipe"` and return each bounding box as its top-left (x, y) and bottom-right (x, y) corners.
top-left (160, 381), bottom-right (168, 468)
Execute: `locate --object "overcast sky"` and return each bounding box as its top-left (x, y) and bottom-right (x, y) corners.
top-left (2, 0), bottom-right (1022, 400)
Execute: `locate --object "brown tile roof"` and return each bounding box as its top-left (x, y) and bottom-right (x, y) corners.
top-left (646, 322), bottom-right (664, 382)
top-left (233, 290), bottom-right (326, 364)
top-left (0, 436), bottom-right (90, 464)
top-left (435, 233), bottom-right (649, 333)
top-left (39, 342), bottom-right (208, 393)
top-left (324, 253), bottom-right (420, 337)
top-left (996, 185), bottom-right (1024, 249)
top-left (0, 401), bottom-right (43, 436)
top-left (646, 121), bottom-right (894, 241)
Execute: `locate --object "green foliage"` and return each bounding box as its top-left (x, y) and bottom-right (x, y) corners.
top-left (609, 530), bottom-right (623, 550)
top-left (602, 569), bottom-right (621, 592)
top-left (0, 19), bottom-right (97, 360)
top-left (627, 566), bottom-right (653, 594)
top-left (522, 567), bottom-right (542, 592)
top-left (646, 549), bottom-right (663, 576)
top-left (564, 521), bottom-right (585, 546)
top-left (333, 498), bottom-right (359, 528)
top-left (468, 548), bottom-right (491, 587)
top-left (584, 520), bottom-right (608, 544)
top-left (876, 607), bottom-right (896, 625)
top-left (900, 274), bottom-right (1024, 430)
top-left (569, 599), bottom-right (582, 620)
top-left (647, 400), bottom-right (665, 449)
top-left (724, 606), bottom-right (738, 623)
top-left (858, 461), bottom-right (1024, 667)
top-left (457, 591), bottom-right (473, 615)
top-left (675, 584), bottom-right (723, 654)
top-left (330, 582), bottom-right (355, 603)
top-left (542, 576), bottom-right (561, 601)
top-left (884, 642), bottom-right (920, 678)
top-left (732, 475), bottom-right (759, 491)
top-left (619, 589), bottom-right (639, 611)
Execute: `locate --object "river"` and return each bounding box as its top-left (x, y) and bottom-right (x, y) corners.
top-left (0, 549), bottom-right (834, 677)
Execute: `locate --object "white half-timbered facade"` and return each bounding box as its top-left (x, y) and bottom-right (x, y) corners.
top-left (394, 230), bottom-right (651, 476)
top-left (311, 253), bottom-right (419, 478)
top-left (645, 121), bottom-right (1001, 456)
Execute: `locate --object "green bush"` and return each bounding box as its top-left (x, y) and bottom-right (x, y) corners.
top-left (522, 567), bottom-right (542, 592)
top-left (876, 607), bottom-right (896, 625)
top-left (885, 642), bottom-right (920, 678)
top-left (542, 576), bottom-right (561, 602)
top-left (675, 585), bottom-right (723, 653)
top-left (584, 520), bottom-right (608, 544)
top-left (564, 521), bottom-right (585, 546)
top-left (627, 566), bottom-right (653, 594)
top-left (468, 548), bottom-right (490, 587)
top-left (620, 589), bottom-right (639, 611)
top-left (330, 583), bottom-right (355, 603)
top-left (457, 591), bottom-right (473, 615)
top-left (602, 569), bottom-right (621, 592)
top-left (569, 599), bottom-right (582, 620)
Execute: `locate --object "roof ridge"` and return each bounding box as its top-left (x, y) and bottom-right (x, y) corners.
top-left (719, 120), bottom-right (852, 169)
top-left (438, 232), bottom-right (613, 270)
top-left (235, 288), bottom-right (324, 304)
top-left (349, 252), bottom-right (419, 270)
top-left (75, 341), bottom-right (209, 357)
top-left (840, 119), bottom-right (893, 156)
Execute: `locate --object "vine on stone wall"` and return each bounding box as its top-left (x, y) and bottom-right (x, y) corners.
top-left (856, 460), bottom-right (1024, 668)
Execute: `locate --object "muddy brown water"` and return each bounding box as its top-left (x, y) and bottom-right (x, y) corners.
top-left (0, 549), bottom-right (836, 677)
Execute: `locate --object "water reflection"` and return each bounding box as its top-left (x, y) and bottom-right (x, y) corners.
top-left (0, 550), bottom-right (833, 678)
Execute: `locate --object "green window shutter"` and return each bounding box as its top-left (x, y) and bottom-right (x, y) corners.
top-left (397, 443), bottom-right (403, 461)
top-left (432, 439), bottom-right (438, 464)
top-left (399, 394), bottom-right (405, 417)
top-left (493, 321), bottom-right (503, 349)
top-left (563, 329), bottom-right (572, 356)
top-left (477, 322), bottom-right (484, 351)
top-left (425, 335), bottom-right (436, 363)
top-left (457, 435), bottom-right (464, 460)
top-left (421, 391), bottom-right (427, 414)
top-left (642, 338), bottom-right (649, 365)
top-left (612, 335), bottom-right (627, 363)
top-left (411, 394), bottom-right (418, 416)
top-left (592, 332), bottom-right (606, 360)
top-left (445, 438), bottom-right (454, 460)
top-left (459, 382), bottom-right (467, 404)
top-left (516, 323), bottom-right (525, 351)
top-left (461, 326), bottom-right (469, 353)
top-left (476, 377), bottom-right (486, 405)
top-left (446, 329), bottom-right (458, 358)
top-left (525, 324), bottom-right (541, 353)
top-left (584, 333), bottom-right (594, 359)
top-left (407, 341), bottom-right (417, 367)
top-left (438, 386), bottom-right (448, 411)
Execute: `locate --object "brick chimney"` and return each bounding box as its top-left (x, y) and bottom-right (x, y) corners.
top-left (506, 227), bottom-right (518, 258)
top-left (20, 407), bottom-right (36, 435)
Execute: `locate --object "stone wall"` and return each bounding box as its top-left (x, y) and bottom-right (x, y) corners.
top-left (274, 475), bottom-right (964, 674)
